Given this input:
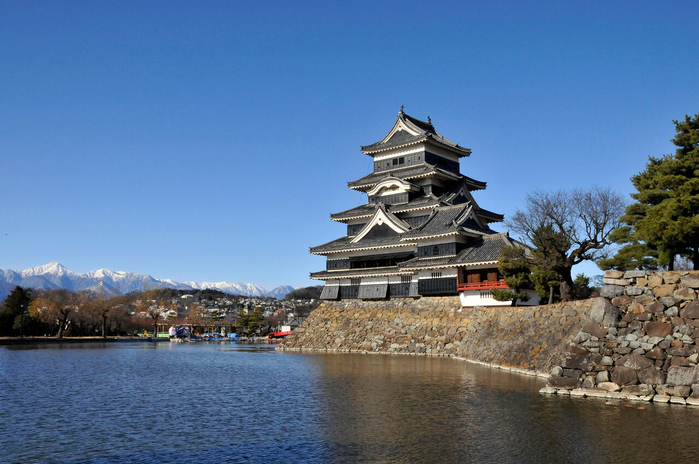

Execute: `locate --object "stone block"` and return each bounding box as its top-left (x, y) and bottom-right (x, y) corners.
top-left (611, 295), bottom-right (632, 306)
top-left (600, 285), bottom-right (625, 299)
top-left (604, 278), bottom-right (631, 286)
top-left (582, 388), bottom-right (608, 398)
top-left (668, 346), bottom-right (691, 357)
top-left (621, 384), bottom-right (654, 396)
top-left (674, 288), bottom-right (696, 301)
top-left (671, 357), bottom-right (690, 367)
top-left (645, 347), bottom-right (667, 360)
top-left (679, 325), bottom-right (695, 336)
top-left (681, 274), bottom-right (699, 289)
top-left (562, 354), bottom-right (593, 371)
top-left (667, 365), bottom-right (699, 386)
top-left (665, 307), bottom-right (679, 317)
top-left (686, 397), bottom-right (699, 406)
top-left (680, 301), bottom-right (699, 319)
top-left (569, 344), bottom-right (589, 356)
top-left (626, 286), bottom-right (647, 296)
top-left (654, 285), bottom-right (677, 298)
top-left (653, 395), bottom-right (671, 403)
top-left (659, 296), bottom-right (679, 307)
top-left (611, 366), bottom-right (638, 386)
top-left (601, 356), bottom-right (614, 366)
top-left (551, 366), bottom-right (563, 377)
top-left (644, 322), bottom-right (673, 338)
top-left (670, 397), bottom-right (687, 405)
top-left (625, 270), bottom-right (647, 279)
top-left (539, 386), bottom-right (557, 395)
top-left (562, 368), bottom-right (582, 379)
top-left (645, 301), bottom-right (665, 314)
top-left (638, 367), bottom-right (666, 385)
top-left (581, 376), bottom-right (595, 389)
top-left (597, 381), bottom-right (621, 392)
top-left (605, 270), bottom-right (625, 279)
top-left (583, 321), bottom-right (608, 339)
top-left (619, 353), bottom-right (653, 370)
top-left (637, 313), bottom-right (652, 322)
top-left (674, 385), bottom-right (691, 397)
top-left (648, 274), bottom-right (664, 288)
top-left (590, 298), bottom-right (620, 327)
top-left (635, 295), bottom-right (656, 305)
top-left (597, 371), bottom-right (610, 383)
top-left (664, 272), bottom-right (682, 284)
top-left (628, 303), bottom-right (645, 315)
top-left (548, 376), bottom-right (581, 389)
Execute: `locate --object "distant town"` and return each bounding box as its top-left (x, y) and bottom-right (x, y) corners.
top-left (0, 286), bottom-right (323, 339)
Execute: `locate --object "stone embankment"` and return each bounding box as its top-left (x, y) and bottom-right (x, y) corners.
top-left (280, 296), bottom-right (593, 376)
top-left (542, 270), bottom-right (699, 406)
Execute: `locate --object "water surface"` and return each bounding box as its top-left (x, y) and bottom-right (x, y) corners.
top-left (1, 342), bottom-right (698, 463)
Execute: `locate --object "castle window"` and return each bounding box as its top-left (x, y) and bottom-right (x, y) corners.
top-left (350, 278), bottom-right (361, 286)
top-left (433, 246), bottom-right (440, 256)
top-left (431, 272), bottom-right (442, 279)
top-left (401, 275), bottom-right (411, 284)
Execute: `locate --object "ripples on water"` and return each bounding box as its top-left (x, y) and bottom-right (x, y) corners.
top-left (2, 342), bottom-right (699, 463)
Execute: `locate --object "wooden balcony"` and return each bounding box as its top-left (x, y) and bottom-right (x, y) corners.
top-left (457, 280), bottom-right (508, 292)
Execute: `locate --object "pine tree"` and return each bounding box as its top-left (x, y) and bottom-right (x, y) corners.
top-left (0, 286), bottom-right (34, 336)
top-left (605, 114), bottom-right (699, 270)
top-left (491, 246), bottom-right (532, 307)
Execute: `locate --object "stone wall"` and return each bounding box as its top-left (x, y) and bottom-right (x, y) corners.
top-left (280, 296), bottom-right (595, 376)
top-left (542, 270), bottom-right (699, 406)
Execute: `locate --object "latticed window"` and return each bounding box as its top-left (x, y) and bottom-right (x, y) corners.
top-left (431, 272), bottom-right (442, 279)
top-left (401, 275), bottom-right (411, 284)
top-left (350, 278), bottom-right (361, 286)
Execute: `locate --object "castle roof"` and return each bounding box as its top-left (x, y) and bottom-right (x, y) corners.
top-left (348, 164), bottom-right (483, 191)
top-left (361, 109), bottom-right (471, 158)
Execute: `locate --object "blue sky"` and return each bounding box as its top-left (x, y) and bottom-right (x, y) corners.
top-left (1, 1), bottom-right (698, 289)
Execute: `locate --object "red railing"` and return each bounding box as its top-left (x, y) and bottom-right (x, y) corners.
top-left (457, 280), bottom-right (508, 292)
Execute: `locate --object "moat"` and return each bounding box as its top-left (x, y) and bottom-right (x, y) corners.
top-left (2, 342), bottom-right (699, 463)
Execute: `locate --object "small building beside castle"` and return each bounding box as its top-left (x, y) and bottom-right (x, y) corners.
top-left (310, 108), bottom-right (539, 307)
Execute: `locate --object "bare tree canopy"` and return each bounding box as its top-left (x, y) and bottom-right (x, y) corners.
top-left (507, 186), bottom-right (626, 289)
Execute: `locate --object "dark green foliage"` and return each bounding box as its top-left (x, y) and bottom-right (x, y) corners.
top-left (598, 224), bottom-right (659, 271)
top-left (606, 114), bottom-right (699, 270)
top-left (236, 307), bottom-right (265, 334)
top-left (0, 286), bottom-right (35, 336)
top-left (571, 274), bottom-right (593, 300)
top-left (491, 246), bottom-right (532, 306)
top-left (285, 286), bottom-right (323, 300)
top-left (531, 268), bottom-right (560, 304)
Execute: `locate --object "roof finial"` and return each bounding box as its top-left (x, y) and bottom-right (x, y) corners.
top-left (427, 116), bottom-right (431, 124)
top-left (399, 105), bottom-right (404, 114)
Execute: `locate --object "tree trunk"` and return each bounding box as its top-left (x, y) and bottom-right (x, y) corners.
top-left (548, 286), bottom-right (554, 305)
top-left (669, 254), bottom-right (676, 271)
top-left (102, 314), bottom-right (107, 338)
top-left (694, 247), bottom-right (698, 271)
top-left (560, 267), bottom-right (573, 301)
top-left (153, 316), bottom-right (159, 338)
top-left (56, 316), bottom-right (67, 338)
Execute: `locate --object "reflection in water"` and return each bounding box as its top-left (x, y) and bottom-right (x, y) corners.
top-left (1, 343), bottom-right (699, 463)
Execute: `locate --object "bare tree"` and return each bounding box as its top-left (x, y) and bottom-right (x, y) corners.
top-left (508, 186), bottom-right (626, 299)
top-left (29, 289), bottom-right (79, 338)
top-left (136, 289), bottom-right (174, 337)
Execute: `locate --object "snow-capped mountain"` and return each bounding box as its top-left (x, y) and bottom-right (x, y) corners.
top-left (0, 262), bottom-right (295, 299)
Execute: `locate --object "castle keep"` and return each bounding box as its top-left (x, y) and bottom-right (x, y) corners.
top-left (311, 108), bottom-right (539, 306)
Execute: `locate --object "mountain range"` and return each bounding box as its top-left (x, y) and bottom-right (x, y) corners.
top-left (0, 262), bottom-right (295, 301)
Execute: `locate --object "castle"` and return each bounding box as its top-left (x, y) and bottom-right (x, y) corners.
top-left (310, 108), bottom-right (539, 306)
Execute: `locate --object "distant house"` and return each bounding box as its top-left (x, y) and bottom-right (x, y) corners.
top-left (310, 108), bottom-right (539, 307)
